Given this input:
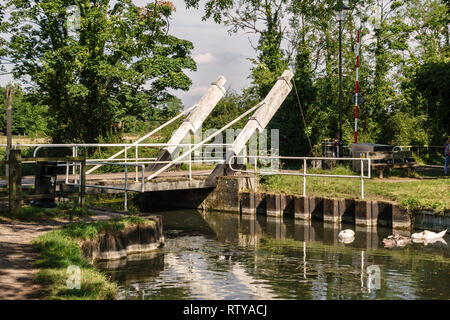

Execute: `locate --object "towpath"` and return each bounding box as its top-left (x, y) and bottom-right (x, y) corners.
top-left (0, 209), bottom-right (123, 299)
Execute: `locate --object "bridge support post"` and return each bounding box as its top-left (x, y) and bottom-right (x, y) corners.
top-left (208, 69), bottom-right (294, 184)
top-left (148, 76), bottom-right (227, 172)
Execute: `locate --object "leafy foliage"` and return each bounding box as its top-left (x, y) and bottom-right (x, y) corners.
top-left (0, 0), bottom-right (448, 159)
top-left (187, 0), bottom-right (449, 157)
top-left (2, 0), bottom-right (195, 143)
top-left (0, 85), bottom-right (48, 137)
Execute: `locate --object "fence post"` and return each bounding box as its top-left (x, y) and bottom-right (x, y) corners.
top-left (189, 144), bottom-right (192, 180)
top-left (79, 157), bottom-right (86, 207)
top-left (135, 145), bottom-right (138, 182)
top-left (8, 149), bottom-right (22, 214)
top-left (303, 158), bottom-right (306, 197)
top-left (361, 158), bottom-right (364, 199)
top-left (124, 166), bottom-right (128, 211)
top-left (72, 146), bottom-right (78, 182)
top-left (5, 86), bottom-right (12, 180)
top-left (141, 165), bottom-right (145, 193)
top-left (254, 156), bottom-right (257, 192)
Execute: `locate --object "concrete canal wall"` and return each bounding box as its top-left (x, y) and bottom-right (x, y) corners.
top-left (239, 192), bottom-right (450, 231)
top-left (81, 216), bottom-right (164, 262)
top-left (413, 211), bottom-right (450, 231)
top-left (136, 175), bottom-right (448, 231)
top-left (239, 192), bottom-right (413, 230)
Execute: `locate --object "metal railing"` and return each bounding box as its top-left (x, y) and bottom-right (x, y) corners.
top-left (50, 145), bottom-right (228, 210)
top-left (1, 142), bottom-right (230, 179)
top-left (0, 150), bottom-right (87, 213)
top-left (65, 161), bottom-right (146, 211)
top-left (228, 155), bottom-right (371, 199)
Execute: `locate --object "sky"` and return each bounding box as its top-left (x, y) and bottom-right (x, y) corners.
top-left (161, 0), bottom-right (257, 107)
top-left (0, 0), bottom-right (258, 108)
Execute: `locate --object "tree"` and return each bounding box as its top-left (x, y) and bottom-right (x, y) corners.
top-left (189, 0), bottom-right (449, 155)
top-left (413, 61), bottom-right (450, 144)
top-left (202, 90), bottom-right (257, 131)
top-left (3, 0), bottom-right (196, 143)
top-left (0, 85), bottom-right (48, 137)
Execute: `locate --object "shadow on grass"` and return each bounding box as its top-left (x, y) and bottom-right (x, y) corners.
top-left (33, 229), bottom-right (117, 299)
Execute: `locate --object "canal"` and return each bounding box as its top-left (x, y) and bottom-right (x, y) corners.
top-left (96, 209), bottom-right (450, 300)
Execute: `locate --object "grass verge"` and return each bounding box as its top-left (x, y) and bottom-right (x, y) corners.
top-left (32, 216), bottom-right (150, 299)
top-left (0, 202), bottom-right (92, 222)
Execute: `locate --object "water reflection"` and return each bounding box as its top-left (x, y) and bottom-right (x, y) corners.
top-left (97, 209), bottom-right (450, 300)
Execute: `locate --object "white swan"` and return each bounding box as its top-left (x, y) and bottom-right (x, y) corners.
top-left (411, 229), bottom-right (447, 240)
top-left (338, 229), bottom-right (355, 243)
top-left (411, 237), bottom-right (447, 246)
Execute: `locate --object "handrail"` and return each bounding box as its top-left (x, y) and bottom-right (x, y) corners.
top-left (66, 161), bottom-right (147, 211)
top-left (85, 103), bottom-right (199, 174)
top-left (228, 155), bottom-right (371, 199)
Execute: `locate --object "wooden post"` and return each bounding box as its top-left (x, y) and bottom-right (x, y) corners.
top-left (5, 86), bottom-right (12, 179)
top-left (8, 149), bottom-right (22, 214)
top-left (79, 157), bottom-right (86, 207)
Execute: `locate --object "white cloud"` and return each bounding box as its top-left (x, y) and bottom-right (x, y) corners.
top-left (193, 52), bottom-right (216, 65)
top-left (190, 86), bottom-right (209, 96)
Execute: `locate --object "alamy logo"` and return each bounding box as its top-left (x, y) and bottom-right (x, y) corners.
top-left (178, 128), bottom-right (280, 172)
top-left (66, 265), bottom-right (81, 290)
top-left (366, 265), bottom-right (381, 291)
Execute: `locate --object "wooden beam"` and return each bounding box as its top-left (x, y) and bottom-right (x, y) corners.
top-left (5, 86), bottom-right (12, 179)
top-left (8, 149), bottom-right (22, 214)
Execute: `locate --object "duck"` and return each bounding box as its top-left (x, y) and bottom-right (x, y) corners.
top-left (382, 234), bottom-right (411, 248)
top-left (394, 235), bottom-right (411, 247)
top-left (338, 229), bottom-right (355, 243)
top-left (411, 229), bottom-right (447, 240)
top-left (382, 235), bottom-right (396, 248)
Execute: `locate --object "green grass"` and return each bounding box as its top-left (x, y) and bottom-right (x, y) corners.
top-left (32, 216), bottom-right (150, 299)
top-left (259, 167), bottom-right (450, 214)
top-left (180, 163), bottom-right (217, 171)
top-left (85, 193), bottom-right (141, 213)
top-left (0, 202), bottom-right (92, 222)
top-left (412, 150), bottom-right (445, 166)
top-left (61, 215), bottom-right (151, 240)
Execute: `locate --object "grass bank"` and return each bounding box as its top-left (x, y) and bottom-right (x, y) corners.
top-left (32, 216), bottom-right (150, 300)
top-left (85, 193), bottom-right (141, 213)
top-left (259, 166), bottom-right (450, 214)
top-left (0, 202), bottom-right (92, 222)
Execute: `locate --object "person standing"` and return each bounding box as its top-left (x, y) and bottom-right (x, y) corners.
top-left (445, 137), bottom-right (450, 175)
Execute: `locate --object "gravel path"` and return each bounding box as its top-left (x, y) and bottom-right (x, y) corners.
top-left (0, 210), bottom-right (125, 300)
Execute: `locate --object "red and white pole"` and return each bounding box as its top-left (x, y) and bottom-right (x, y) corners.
top-left (354, 28), bottom-right (361, 144)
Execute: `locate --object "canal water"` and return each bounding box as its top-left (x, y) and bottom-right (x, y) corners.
top-left (96, 209), bottom-right (450, 300)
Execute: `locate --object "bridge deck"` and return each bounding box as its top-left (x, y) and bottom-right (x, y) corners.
top-left (2, 169), bottom-right (216, 192)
